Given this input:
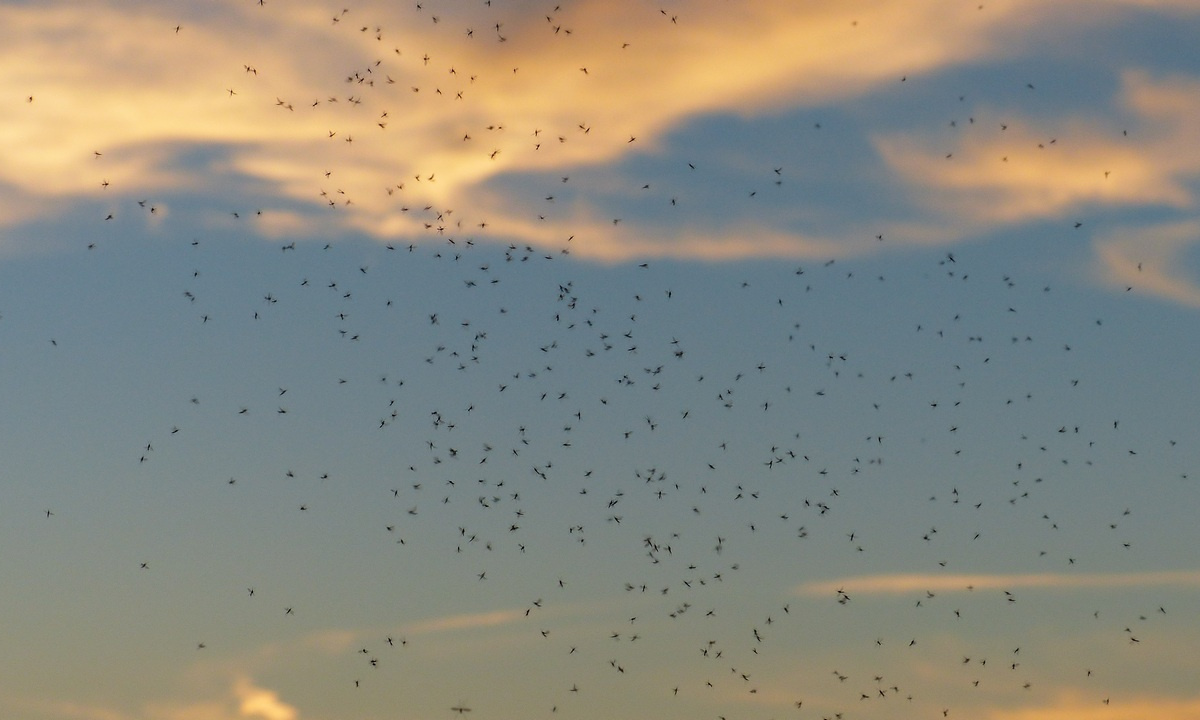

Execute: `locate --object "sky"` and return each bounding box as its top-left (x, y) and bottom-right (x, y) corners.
top-left (1, 1), bottom-right (1199, 719)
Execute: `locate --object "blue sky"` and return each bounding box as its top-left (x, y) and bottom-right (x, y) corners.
top-left (1, 1), bottom-right (1199, 719)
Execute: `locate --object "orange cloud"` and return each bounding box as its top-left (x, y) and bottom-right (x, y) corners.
top-left (402, 608), bottom-right (526, 636)
top-left (797, 569), bottom-right (1200, 596)
top-left (6, 679), bottom-right (301, 720)
top-left (1, 0), bottom-right (1197, 264)
top-left (1093, 220), bottom-right (1200, 307)
top-left (876, 69), bottom-right (1200, 226)
top-left (874, 69), bottom-right (1200, 306)
top-left (234, 678), bottom-right (298, 720)
top-left (875, 122), bottom-right (1191, 224)
top-left (4, 699), bottom-right (132, 720)
top-left (984, 692), bottom-right (1200, 720)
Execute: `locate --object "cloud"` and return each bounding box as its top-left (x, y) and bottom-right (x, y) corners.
top-left (984, 692), bottom-right (1200, 720)
top-left (0, 0), bottom-right (1196, 268)
top-left (876, 70), bottom-right (1200, 227)
top-left (403, 608), bottom-right (526, 635)
top-left (0, 3), bottom-right (1171, 244)
top-left (233, 678), bottom-right (298, 720)
top-left (143, 701), bottom-right (243, 720)
top-left (873, 69), bottom-right (1200, 307)
top-left (5, 678), bottom-right (299, 720)
top-left (1100, 0), bottom-right (1200, 10)
top-left (5, 699), bottom-right (132, 720)
top-left (796, 569), bottom-right (1200, 596)
top-left (875, 122), bottom-right (1190, 225)
top-left (1093, 220), bottom-right (1200, 307)
top-left (297, 629), bottom-right (358, 656)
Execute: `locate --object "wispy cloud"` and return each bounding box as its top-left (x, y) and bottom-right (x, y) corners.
top-left (984, 692), bottom-right (1200, 720)
top-left (876, 70), bottom-right (1200, 225)
top-left (797, 569), bottom-right (1200, 596)
top-left (1093, 220), bottom-right (1200, 307)
top-left (875, 121), bottom-right (1188, 225)
top-left (402, 608), bottom-right (527, 636)
top-left (6, 677), bottom-right (299, 720)
top-left (3, 0), bottom-right (1195, 263)
top-left (143, 701), bottom-right (243, 720)
top-left (4, 699), bottom-right (133, 720)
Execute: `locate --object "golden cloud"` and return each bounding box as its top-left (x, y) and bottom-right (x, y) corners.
top-left (234, 678), bottom-right (298, 720)
top-left (877, 70), bottom-right (1200, 224)
top-left (3, 698), bottom-right (132, 720)
top-left (797, 569), bottom-right (1200, 596)
top-left (1093, 220), bottom-right (1200, 307)
top-left (984, 692), bottom-right (1200, 720)
top-left (402, 608), bottom-right (526, 636)
top-left (875, 123), bottom-right (1190, 224)
top-left (6, 684), bottom-right (297, 720)
top-left (1, 0), bottom-right (1197, 263)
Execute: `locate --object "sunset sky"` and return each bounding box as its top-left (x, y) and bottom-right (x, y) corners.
top-left (2, 1), bottom-right (1199, 719)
